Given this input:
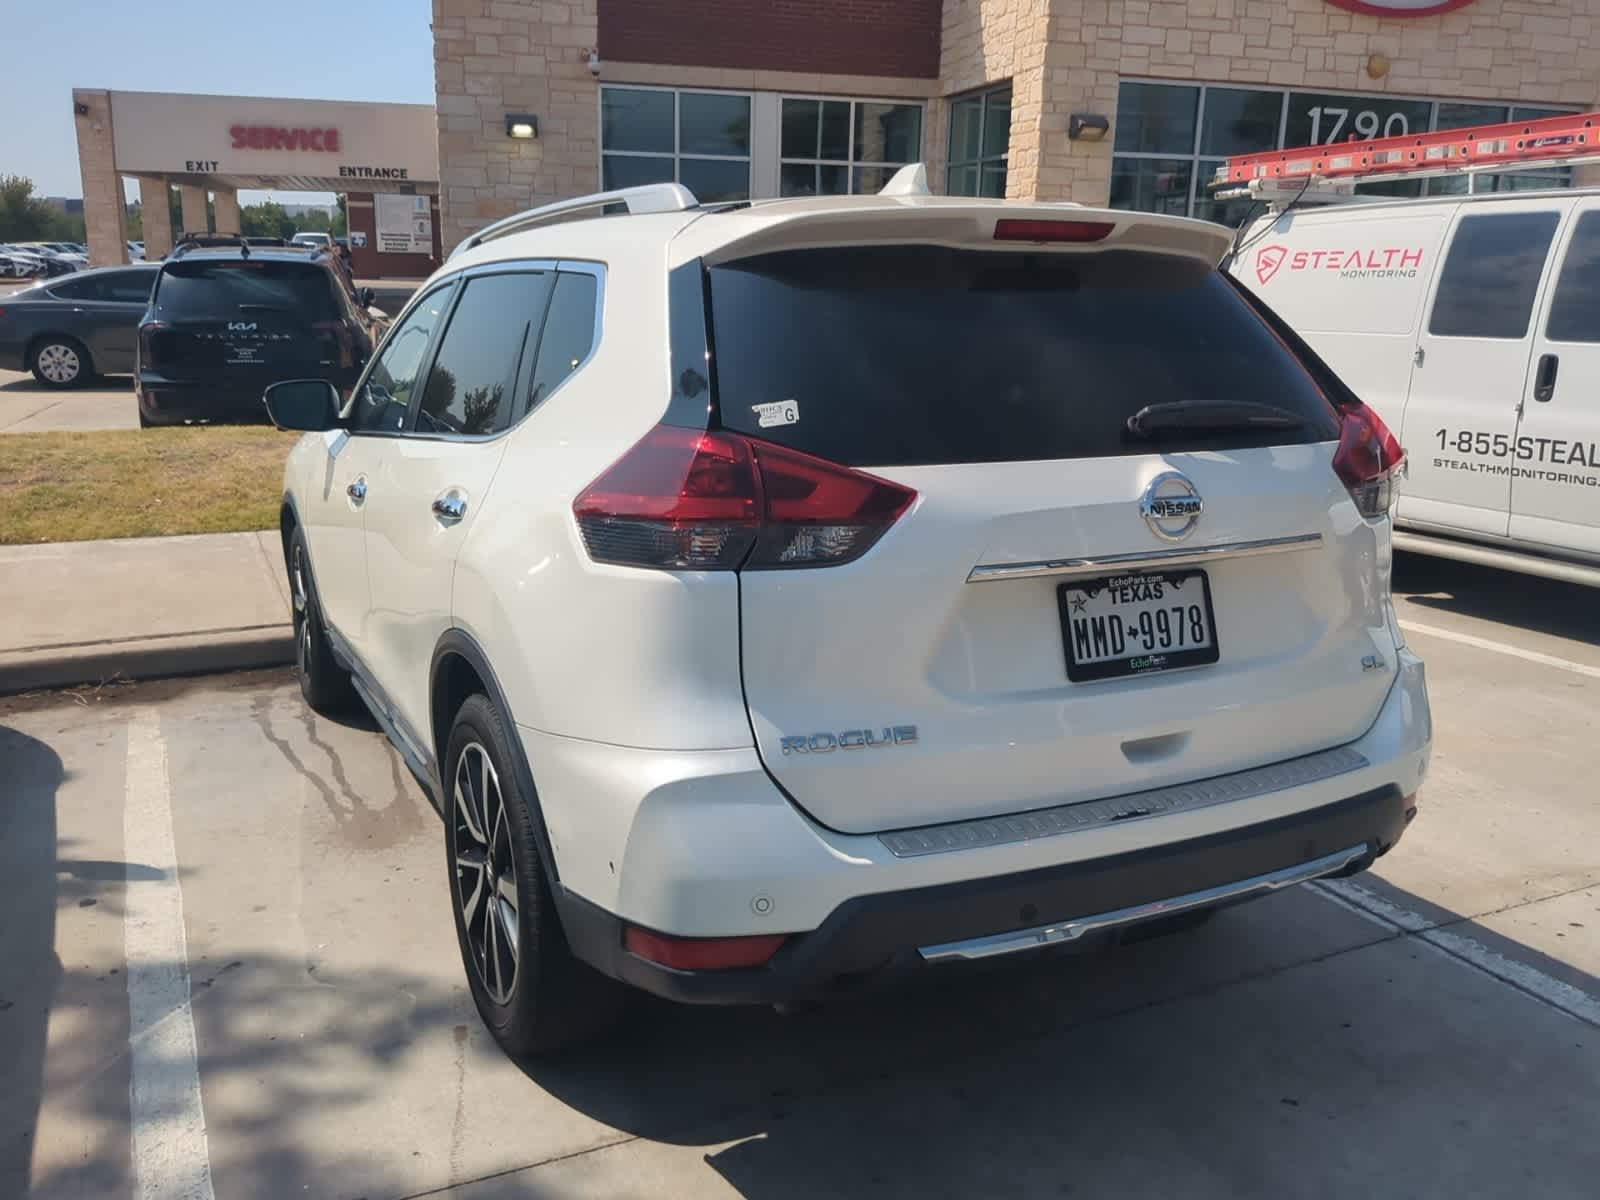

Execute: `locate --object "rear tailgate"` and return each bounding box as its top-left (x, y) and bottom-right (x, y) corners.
top-left (146, 259), bottom-right (349, 378)
top-left (705, 232), bottom-right (1396, 836)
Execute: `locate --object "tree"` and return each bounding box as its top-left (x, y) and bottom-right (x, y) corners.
top-left (240, 200), bottom-right (295, 240)
top-left (0, 176), bottom-right (59, 240)
top-left (334, 194), bottom-right (349, 238)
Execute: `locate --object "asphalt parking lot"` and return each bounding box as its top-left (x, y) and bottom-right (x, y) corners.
top-left (1, 553), bottom-right (1596, 1199)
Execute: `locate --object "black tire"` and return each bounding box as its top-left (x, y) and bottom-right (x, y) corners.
top-left (444, 693), bottom-right (623, 1057)
top-left (29, 336), bottom-right (92, 389)
top-left (287, 526), bottom-right (355, 713)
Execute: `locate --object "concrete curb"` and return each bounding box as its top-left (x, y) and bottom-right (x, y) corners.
top-left (0, 624), bottom-right (294, 696)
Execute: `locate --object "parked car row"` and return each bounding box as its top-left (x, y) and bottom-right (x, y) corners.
top-left (0, 243), bottom-right (85, 278)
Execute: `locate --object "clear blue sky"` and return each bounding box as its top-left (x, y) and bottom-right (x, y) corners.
top-left (0, 0), bottom-right (435, 205)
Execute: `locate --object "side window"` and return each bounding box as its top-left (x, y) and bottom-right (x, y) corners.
top-left (349, 284), bottom-right (453, 433)
top-left (1429, 211), bottom-right (1560, 339)
top-left (103, 270), bottom-right (156, 303)
top-left (416, 271), bottom-right (554, 436)
top-left (522, 271), bottom-right (599, 420)
top-left (48, 276), bottom-right (98, 301)
top-left (1546, 210), bottom-right (1600, 344)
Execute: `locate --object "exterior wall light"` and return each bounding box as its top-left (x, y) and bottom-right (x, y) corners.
top-left (505, 114), bottom-right (539, 140)
top-left (1069, 113), bottom-right (1110, 142)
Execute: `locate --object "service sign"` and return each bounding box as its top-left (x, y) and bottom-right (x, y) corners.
top-left (1325, 1), bottom-right (1476, 15)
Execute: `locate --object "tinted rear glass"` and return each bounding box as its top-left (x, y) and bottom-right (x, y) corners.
top-left (154, 261), bottom-right (337, 321)
top-left (707, 247), bottom-right (1339, 466)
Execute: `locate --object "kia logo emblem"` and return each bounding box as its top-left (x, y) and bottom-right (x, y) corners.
top-left (1255, 245), bottom-right (1288, 285)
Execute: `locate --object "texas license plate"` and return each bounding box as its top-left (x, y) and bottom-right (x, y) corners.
top-left (1057, 570), bottom-right (1219, 682)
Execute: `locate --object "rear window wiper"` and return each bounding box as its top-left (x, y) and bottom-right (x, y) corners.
top-left (1125, 400), bottom-right (1307, 439)
top-left (235, 303), bottom-right (295, 312)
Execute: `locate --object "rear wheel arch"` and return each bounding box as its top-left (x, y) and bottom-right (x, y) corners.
top-left (430, 631), bottom-right (562, 886)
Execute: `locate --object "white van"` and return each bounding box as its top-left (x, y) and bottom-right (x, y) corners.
top-left (1229, 188), bottom-right (1600, 586)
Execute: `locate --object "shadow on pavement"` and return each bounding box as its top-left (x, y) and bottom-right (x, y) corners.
top-left (0, 726), bottom-right (65, 1197)
top-left (1395, 551), bottom-right (1597, 643)
top-left (518, 882), bottom-right (1599, 1199)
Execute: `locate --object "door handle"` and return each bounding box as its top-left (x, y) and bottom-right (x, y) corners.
top-left (1534, 353), bottom-right (1559, 403)
top-left (1413, 345), bottom-right (1425, 367)
top-left (432, 491), bottom-right (467, 524)
top-left (346, 478), bottom-right (368, 504)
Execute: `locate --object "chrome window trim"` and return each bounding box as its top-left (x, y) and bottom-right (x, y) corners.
top-left (347, 258), bottom-right (605, 445)
top-left (917, 844), bottom-right (1369, 963)
top-left (965, 532), bottom-right (1324, 583)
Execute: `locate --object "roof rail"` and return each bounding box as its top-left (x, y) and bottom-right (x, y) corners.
top-left (451, 182), bottom-right (699, 259)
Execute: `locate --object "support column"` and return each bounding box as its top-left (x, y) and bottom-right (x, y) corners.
top-left (177, 184), bottom-right (209, 238)
top-left (138, 176), bottom-right (176, 260)
top-left (212, 186), bottom-right (241, 235)
top-left (72, 88), bottom-right (129, 267)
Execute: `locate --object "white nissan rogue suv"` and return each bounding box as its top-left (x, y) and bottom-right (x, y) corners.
top-left (264, 172), bottom-right (1432, 1057)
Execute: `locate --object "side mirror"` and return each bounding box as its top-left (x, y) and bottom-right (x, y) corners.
top-left (357, 287), bottom-right (375, 308)
top-left (263, 379), bottom-right (341, 431)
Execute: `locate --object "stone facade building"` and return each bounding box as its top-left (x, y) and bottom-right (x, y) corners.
top-left (432, 0), bottom-right (1600, 252)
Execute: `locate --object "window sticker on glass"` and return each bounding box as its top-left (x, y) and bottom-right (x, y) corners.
top-left (752, 400), bottom-right (800, 428)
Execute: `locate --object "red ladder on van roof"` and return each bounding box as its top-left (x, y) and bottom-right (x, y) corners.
top-left (1215, 109), bottom-right (1600, 191)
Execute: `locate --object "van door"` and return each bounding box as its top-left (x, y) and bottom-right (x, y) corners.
top-left (1509, 201), bottom-right (1600, 557)
top-left (1402, 200), bottom-right (1567, 538)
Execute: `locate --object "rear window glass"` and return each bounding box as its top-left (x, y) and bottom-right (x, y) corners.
top-left (706, 247), bottom-right (1340, 466)
top-left (154, 260), bottom-right (337, 320)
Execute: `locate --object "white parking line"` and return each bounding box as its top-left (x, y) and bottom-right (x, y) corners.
top-left (1311, 878), bottom-right (1600, 1028)
top-left (123, 708), bottom-right (216, 1200)
top-left (1400, 620), bottom-right (1600, 680)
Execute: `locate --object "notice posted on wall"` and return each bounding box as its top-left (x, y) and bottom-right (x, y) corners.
top-left (375, 193), bottom-right (431, 254)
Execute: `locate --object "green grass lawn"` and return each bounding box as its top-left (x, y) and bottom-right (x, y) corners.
top-left (0, 427), bottom-right (294, 544)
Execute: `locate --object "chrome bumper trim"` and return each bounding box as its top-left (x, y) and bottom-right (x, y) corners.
top-left (918, 843), bottom-right (1369, 963)
top-left (966, 533), bottom-right (1324, 583)
top-left (879, 745), bottom-right (1369, 859)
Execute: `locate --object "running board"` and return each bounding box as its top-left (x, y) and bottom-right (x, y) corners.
top-left (1393, 530), bottom-right (1600, 589)
top-left (917, 844), bottom-right (1369, 963)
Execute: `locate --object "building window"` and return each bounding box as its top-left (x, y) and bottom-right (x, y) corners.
top-left (1111, 81), bottom-right (1578, 226)
top-left (601, 86), bottom-right (752, 202)
top-left (779, 98), bottom-right (923, 196)
top-left (947, 84), bottom-right (1012, 197)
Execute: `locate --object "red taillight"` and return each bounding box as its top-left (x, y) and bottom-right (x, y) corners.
top-left (1332, 402), bottom-right (1405, 518)
top-left (138, 320), bottom-right (168, 365)
top-left (573, 425), bottom-right (916, 571)
top-left (993, 218), bottom-right (1114, 244)
top-left (624, 926), bottom-right (788, 971)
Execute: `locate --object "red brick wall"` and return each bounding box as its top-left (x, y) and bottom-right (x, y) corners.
top-left (599, 0), bottom-right (942, 79)
top-left (347, 192), bottom-right (442, 280)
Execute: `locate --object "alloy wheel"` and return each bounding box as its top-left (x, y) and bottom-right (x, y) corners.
top-left (36, 344), bottom-right (80, 384)
top-left (291, 544), bottom-right (313, 672)
top-left (454, 742), bottom-right (520, 1004)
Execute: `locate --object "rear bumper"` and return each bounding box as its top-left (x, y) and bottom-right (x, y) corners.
top-left (559, 783), bottom-right (1412, 1006)
top-left (535, 650), bottom-right (1432, 1005)
top-left (137, 370), bottom-right (355, 425)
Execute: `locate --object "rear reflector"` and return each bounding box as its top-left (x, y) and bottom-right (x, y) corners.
top-left (624, 926), bottom-right (788, 971)
top-left (994, 218), bottom-right (1114, 244)
top-left (574, 425), bottom-right (916, 571)
top-left (1332, 402), bottom-right (1405, 518)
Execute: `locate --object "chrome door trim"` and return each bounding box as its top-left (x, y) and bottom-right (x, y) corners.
top-left (965, 533), bottom-right (1324, 583)
top-left (917, 844), bottom-right (1369, 963)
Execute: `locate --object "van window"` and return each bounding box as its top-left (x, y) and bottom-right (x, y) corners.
top-left (1545, 210), bottom-right (1600, 344)
top-left (1428, 211), bottom-right (1559, 340)
top-left (707, 247), bottom-right (1341, 468)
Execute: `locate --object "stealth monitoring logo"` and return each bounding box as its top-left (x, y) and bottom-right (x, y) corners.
top-left (1255, 245), bottom-right (1288, 285)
